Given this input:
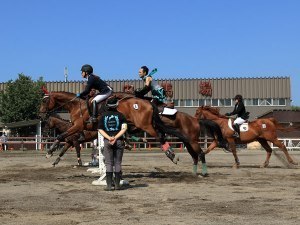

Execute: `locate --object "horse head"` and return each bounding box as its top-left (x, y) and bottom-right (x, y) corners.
top-left (195, 106), bottom-right (205, 120)
top-left (39, 94), bottom-right (54, 120)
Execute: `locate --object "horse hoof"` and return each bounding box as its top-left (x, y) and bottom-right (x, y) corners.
top-left (172, 155), bottom-right (179, 164)
top-left (289, 161), bottom-right (298, 165)
top-left (45, 153), bottom-right (53, 159)
top-left (260, 162), bottom-right (269, 168)
top-left (232, 164), bottom-right (240, 169)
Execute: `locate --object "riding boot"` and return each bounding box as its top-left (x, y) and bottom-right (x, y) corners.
top-left (114, 172), bottom-right (122, 190)
top-left (104, 172), bottom-right (113, 191)
top-left (232, 124), bottom-right (240, 138)
top-left (87, 101), bottom-right (98, 123)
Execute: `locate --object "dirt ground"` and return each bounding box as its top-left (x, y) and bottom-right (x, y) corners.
top-left (0, 148), bottom-right (299, 225)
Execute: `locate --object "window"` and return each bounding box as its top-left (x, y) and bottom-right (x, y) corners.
top-left (193, 99), bottom-right (199, 107)
top-left (212, 99), bottom-right (218, 106)
top-left (185, 99), bottom-right (192, 107)
top-left (279, 98), bottom-right (286, 106)
top-left (220, 99), bottom-right (232, 106)
top-left (173, 99), bottom-right (179, 106)
top-left (198, 99), bottom-right (205, 106)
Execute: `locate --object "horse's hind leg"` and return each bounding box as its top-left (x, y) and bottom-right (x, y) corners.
top-left (186, 141), bottom-right (208, 176)
top-left (74, 142), bottom-right (82, 166)
top-left (257, 138), bottom-right (272, 168)
top-left (272, 139), bottom-right (298, 165)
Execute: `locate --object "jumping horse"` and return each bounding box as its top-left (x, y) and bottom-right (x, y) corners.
top-left (39, 91), bottom-right (225, 175)
top-left (195, 106), bottom-right (298, 168)
top-left (43, 114), bottom-right (98, 166)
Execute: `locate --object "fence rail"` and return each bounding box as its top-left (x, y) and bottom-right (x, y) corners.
top-left (271, 138), bottom-right (300, 151)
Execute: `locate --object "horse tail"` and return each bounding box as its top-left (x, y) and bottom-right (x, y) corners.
top-left (270, 118), bottom-right (300, 132)
top-left (199, 119), bottom-right (226, 145)
top-left (150, 103), bottom-right (189, 143)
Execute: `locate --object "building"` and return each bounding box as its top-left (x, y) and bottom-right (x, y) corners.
top-left (32, 76), bottom-right (292, 120)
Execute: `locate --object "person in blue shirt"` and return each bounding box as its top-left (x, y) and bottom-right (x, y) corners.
top-left (98, 97), bottom-right (127, 191)
top-left (77, 64), bottom-right (112, 123)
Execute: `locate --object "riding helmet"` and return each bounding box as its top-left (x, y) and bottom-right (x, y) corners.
top-left (234, 94), bottom-right (243, 101)
top-left (81, 64), bottom-right (93, 74)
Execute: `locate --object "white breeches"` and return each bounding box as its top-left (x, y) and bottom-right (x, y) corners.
top-left (234, 117), bottom-right (246, 125)
top-left (91, 90), bottom-right (112, 103)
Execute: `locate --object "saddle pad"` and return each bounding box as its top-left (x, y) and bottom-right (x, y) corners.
top-left (228, 119), bottom-right (249, 132)
top-left (159, 108), bottom-right (177, 115)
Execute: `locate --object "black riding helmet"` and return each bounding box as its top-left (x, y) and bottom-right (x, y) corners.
top-left (81, 64), bottom-right (93, 74)
top-left (234, 94), bottom-right (243, 101)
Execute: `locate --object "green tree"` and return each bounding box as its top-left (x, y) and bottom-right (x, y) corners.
top-left (291, 106), bottom-right (300, 110)
top-left (0, 73), bottom-right (45, 123)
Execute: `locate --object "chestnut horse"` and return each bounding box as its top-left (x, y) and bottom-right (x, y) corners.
top-left (39, 91), bottom-right (225, 175)
top-left (39, 92), bottom-right (198, 170)
top-left (195, 106), bottom-right (298, 168)
top-left (44, 115), bottom-right (97, 167)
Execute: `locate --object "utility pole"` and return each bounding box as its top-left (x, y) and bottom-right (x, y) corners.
top-left (64, 67), bottom-right (68, 82)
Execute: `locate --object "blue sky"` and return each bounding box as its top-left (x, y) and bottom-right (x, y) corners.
top-left (1, 0), bottom-right (300, 105)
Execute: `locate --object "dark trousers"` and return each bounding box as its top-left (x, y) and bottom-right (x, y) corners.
top-left (103, 139), bottom-right (124, 173)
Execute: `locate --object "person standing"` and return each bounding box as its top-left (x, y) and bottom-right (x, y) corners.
top-left (225, 95), bottom-right (249, 138)
top-left (98, 97), bottom-right (127, 191)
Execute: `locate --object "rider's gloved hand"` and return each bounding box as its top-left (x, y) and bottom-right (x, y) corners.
top-left (76, 93), bottom-right (81, 98)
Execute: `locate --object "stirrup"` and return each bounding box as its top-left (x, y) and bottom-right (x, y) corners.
top-left (232, 132), bottom-right (239, 138)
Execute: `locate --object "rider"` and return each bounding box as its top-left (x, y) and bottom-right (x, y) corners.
top-left (76, 64), bottom-right (112, 123)
top-left (134, 66), bottom-right (167, 106)
top-left (225, 94), bottom-right (249, 138)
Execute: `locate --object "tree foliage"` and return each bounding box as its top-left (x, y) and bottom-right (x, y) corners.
top-left (291, 106), bottom-right (300, 110)
top-left (0, 74), bottom-right (45, 123)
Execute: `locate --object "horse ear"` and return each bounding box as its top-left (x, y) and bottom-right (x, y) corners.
top-left (41, 85), bottom-right (49, 95)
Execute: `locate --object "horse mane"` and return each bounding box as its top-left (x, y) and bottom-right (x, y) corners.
top-left (201, 106), bottom-right (228, 119)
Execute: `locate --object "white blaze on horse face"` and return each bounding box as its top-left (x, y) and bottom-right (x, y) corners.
top-left (262, 124), bottom-right (267, 129)
top-left (133, 104), bottom-right (139, 110)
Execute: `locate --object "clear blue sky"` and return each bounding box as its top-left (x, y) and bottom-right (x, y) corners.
top-left (1, 0), bottom-right (299, 105)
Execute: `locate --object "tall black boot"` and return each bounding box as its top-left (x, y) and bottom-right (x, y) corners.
top-left (88, 101), bottom-right (98, 123)
top-left (233, 124), bottom-right (240, 138)
top-left (104, 172), bottom-right (113, 191)
top-left (114, 172), bottom-right (122, 190)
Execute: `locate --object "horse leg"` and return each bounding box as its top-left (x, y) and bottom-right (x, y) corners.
top-left (157, 130), bottom-right (179, 164)
top-left (257, 138), bottom-right (272, 168)
top-left (74, 141), bottom-right (82, 166)
top-left (186, 141), bottom-right (208, 176)
top-left (52, 142), bottom-right (72, 167)
top-left (228, 140), bottom-right (240, 168)
top-left (272, 139), bottom-right (298, 165)
top-left (184, 142), bottom-right (199, 175)
top-left (47, 140), bottom-right (61, 158)
top-left (205, 140), bottom-right (218, 154)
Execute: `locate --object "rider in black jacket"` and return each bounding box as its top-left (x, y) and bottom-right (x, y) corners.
top-left (77, 64), bottom-right (112, 123)
top-left (225, 94), bottom-right (249, 138)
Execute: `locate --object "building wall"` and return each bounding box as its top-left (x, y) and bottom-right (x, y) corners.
top-left (0, 76), bottom-right (291, 120)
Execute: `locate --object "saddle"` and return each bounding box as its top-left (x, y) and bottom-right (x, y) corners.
top-left (158, 102), bottom-right (177, 116)
top-left (228, 119), bottom-right (249, 132)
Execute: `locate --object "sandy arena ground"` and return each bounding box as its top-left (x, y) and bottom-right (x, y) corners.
top-left (0, 148), bottom-right (299, 225)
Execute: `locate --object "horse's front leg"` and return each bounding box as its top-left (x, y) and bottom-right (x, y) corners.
top-left (228, 140), bottom-right (240, 168)
top-left (52, 142), bottom-right (72, 167)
